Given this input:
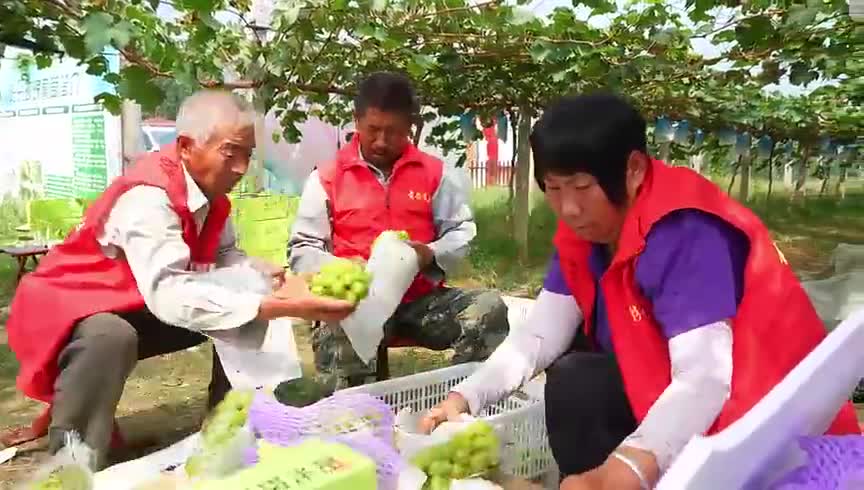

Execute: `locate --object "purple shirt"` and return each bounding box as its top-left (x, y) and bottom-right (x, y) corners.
top-left (543, 209), bottom-right (750, 352)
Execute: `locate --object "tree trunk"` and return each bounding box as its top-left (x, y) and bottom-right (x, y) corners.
top-left (737, 151), bottom-right (751, 202)
top-left (514, 107), bottom-right (532, 262)
top-left (507, 110), bottom-right (518, 207)
top-left (252, 112), bottom-right (269, 192)
top-left (819, 160), bottom-right (831, 196)
top-left (792, 144), bottom-right (811, 201)
top-left (727, 155), bottom-right (741, 195)
top-left (766, 143), bottom-right (776, 202)
top-left (412, 119), bottom-right (424, 147)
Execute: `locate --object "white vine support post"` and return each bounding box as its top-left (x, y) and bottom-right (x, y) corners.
top-left (793, 144), bottom-right (812, 202)
top-left (120, 56), bottom-right (143, 175)
top-left (513, 107), bottom-right (533, 262)
top-left (529, 126), bottom-right (543, 213)
top-left (690, 152), bottom-right (704, 174)
top-left (248, 0), bottom-right (276, 193)
top-left (120, 100), bottom-right (142, 174)
top-left (658, 141), bottom-right (672, 163)
top-left (783, 159), bottom-right (794, 190)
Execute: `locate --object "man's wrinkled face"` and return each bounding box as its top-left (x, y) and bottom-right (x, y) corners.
top-left (355, 107), bottom-right (412, 169)
top-left (179, 124), bottom-right (255, 199)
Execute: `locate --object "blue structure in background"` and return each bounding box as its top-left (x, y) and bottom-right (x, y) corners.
top-left (757, 136), bottom-right (774, 159)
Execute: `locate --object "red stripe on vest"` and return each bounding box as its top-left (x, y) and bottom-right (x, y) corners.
top-left (554, 159), bottom-right (860, 436)
top-left (6, 143), bottom-right (230, 403)
top-left (318, 135), bottom-right (444, 303)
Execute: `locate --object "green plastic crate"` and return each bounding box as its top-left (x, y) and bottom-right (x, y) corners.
top-left (230, 194), bottom-right (292, 222)
top-left (28, 198), bottom-right (92, 240)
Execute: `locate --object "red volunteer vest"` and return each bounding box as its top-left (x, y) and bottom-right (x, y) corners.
top-left (318, 135), bottom-right (444, 303)
top-left (554, 159), bottom-right (860, 435)
top-left (7, 144), bottom-right (231, 403)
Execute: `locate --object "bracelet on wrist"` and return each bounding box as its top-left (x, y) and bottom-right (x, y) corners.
top-left (611, 450), bottom-right (651, 490)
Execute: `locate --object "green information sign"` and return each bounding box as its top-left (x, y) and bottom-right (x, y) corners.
top-left (72, 113), bottom-right (108, 198)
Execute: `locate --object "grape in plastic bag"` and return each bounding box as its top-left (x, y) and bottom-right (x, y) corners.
top-left (339, 232), bottom-right (420, 363)
top-left (183, 390), bottom-right (257, 480)
top-left (395, 412), bottom-right (504, 490)
top-left (21, 431), bottom-right (94, 490)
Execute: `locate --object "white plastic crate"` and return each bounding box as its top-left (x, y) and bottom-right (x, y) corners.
top-left (339, 362), bottom-right (557, 484)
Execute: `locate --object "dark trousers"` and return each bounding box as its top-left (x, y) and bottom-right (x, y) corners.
top-left (545, 350), bottom-right (638, 477)
top-left (49, 308), bottom-right (230, 469)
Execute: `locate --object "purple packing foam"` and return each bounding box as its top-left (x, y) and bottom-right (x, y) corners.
top-left (770, 436), bottom-right (864, 489)
top-left (247, 391), bottom-right (394, 445)
top-left (244, 391), bottom-right (402, 489)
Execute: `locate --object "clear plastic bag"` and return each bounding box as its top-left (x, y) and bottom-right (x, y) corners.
top-left (339, 233), bottom-right (420, 363)
top-left (184, 424), bottom-right (256, 481)
top-left (21, 431), bottom-right (94, 490)
top-left (394, 410), bottom-right (507, 489)
top-left (199, 264), bottom-right (303, 389)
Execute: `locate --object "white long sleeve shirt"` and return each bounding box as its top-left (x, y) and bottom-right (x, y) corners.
top-left (96, 166), bottom-right (265, 332)
top-left (452, 289), bottom-right (733, 472)
top-left (288, 164), bottom-right (476, 276)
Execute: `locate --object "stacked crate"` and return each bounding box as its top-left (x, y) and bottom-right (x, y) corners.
top-left (230, 193), bottom-right (299, 267)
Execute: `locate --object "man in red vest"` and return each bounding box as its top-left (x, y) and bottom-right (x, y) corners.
top-left (422, 93), bottom-right (860, 489)
top-left (5, 90), bottom-right (355, 468)
top-left (288, 72), bottom-right (510, 394)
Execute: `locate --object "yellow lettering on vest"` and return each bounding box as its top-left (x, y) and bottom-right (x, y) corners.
top-left (629, 304), bottom-right (643, 322)
top-left (408, 190), bottom-right (415, 200)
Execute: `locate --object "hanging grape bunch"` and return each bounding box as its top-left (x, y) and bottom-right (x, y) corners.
top-left (410, 421), bottom-right (501, 490)
top-left (309, 258), bottom-right (372, 305)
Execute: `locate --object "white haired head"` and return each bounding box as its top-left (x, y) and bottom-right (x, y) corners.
top-left (176, 89), bottom-right (257, 199)
top-left (176, 89), bottom-right (256, 144)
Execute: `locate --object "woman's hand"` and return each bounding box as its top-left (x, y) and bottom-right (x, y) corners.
top-left (419, 392), bottom-right (470, 434)
top-left (560, 446), bottom-right (659, 490)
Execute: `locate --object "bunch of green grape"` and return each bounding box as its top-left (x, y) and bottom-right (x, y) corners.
top-left (309, 259), bottom-right (372, 305)
top-left (410, 421), bottom-right (501, 490)
top-left (185, 390), bottom-right (254, 477)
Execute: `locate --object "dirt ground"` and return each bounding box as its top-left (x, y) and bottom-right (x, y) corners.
top-left (0, 321), bottom-right (451, 488)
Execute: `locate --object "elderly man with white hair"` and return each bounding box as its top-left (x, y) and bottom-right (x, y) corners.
top-left (5, 89), bottom-right (355, 468)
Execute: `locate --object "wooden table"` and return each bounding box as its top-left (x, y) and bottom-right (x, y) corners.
top-left (0, 244), bottom-right (51, 283)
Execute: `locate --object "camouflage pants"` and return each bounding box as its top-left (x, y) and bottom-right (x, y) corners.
top-left (312, 287), bottom-right (510, 395)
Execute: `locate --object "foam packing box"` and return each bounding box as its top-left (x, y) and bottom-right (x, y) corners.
top-left (195, 439), bottom-right (377, 490)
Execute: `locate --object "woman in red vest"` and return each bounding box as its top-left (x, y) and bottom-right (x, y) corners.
top-left (422, 94), bottom-right (860, 489)
top-left (5, 90), bottom-right (355, 469)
